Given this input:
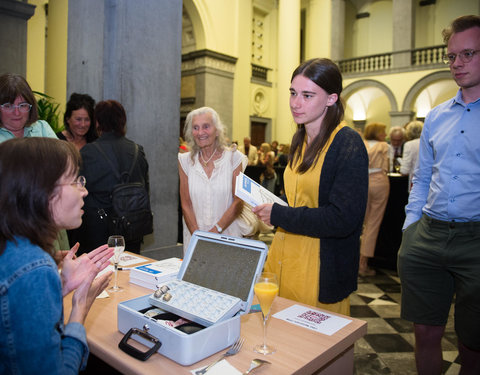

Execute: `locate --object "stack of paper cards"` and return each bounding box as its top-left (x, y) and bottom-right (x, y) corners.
top-left (235, 172), bottom-right (287, 207)
top-left (129, 258), bottom-right (183, 290)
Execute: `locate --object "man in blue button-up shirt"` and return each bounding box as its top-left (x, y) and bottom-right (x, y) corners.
top-left (398, 15), bottom-right (480, 375)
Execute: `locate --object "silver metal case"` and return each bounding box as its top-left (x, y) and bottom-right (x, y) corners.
top-left (117, 230), bottom-right (268, 365)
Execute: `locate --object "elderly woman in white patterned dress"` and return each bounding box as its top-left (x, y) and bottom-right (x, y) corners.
top-left (178, 107), bottom-right (248, 253)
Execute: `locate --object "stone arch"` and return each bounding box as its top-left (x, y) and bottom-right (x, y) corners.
top-left (343, 79), bottom-right (398, 112)
top-left (183, 0), bottom-right (206, 50)
top-left (402, 70), bottom-right (452, 112)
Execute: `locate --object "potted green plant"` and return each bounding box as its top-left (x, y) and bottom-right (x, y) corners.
top-left (33, 91), bottom-right (64, 133)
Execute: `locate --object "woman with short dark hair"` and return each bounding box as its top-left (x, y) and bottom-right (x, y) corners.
top-left (58, 93), bottom-right (97, 150)
top-left (94, 100), bottom-right (127, 136)
top-left (0, 137), bottom-right (113, 374)
top-left (78, 100), bottom-right (150, 254)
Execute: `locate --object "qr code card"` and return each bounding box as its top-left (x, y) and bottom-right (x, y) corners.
top-left (273, 304), bottom-right (352, 335)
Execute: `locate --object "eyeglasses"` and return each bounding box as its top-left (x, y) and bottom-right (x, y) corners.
top-left (59, 175), bottom-right (87, 189)
top-left (72, 175), bottom-right (86, 188)
top-left (443, 49), bottom-right (480, 65)
top-left (0, 103), bottom-right (33, 113)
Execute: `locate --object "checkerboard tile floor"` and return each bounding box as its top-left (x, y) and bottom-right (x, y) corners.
top-left (353, 269), bottom-right (461, 374)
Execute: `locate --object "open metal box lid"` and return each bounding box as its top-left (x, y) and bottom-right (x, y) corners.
top-left (178, 230), bottom-right (268, 315)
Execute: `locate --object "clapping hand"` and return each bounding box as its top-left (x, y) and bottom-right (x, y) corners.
top-left (61, 243), bottom-right (114, 297)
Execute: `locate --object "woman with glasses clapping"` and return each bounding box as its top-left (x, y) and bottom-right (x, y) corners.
top-left (0, 137), bottom-right (113, 374)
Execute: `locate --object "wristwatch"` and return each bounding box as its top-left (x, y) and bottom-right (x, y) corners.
top-left (214, 223), bottom-right (223, 233)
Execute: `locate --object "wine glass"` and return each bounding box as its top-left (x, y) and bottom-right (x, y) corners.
top-left (253, 272), bottom-right (279, 355)
top-left (107, 235), bottom-right (125, 292)
top-left (394, 158), bottom-right (401, 173)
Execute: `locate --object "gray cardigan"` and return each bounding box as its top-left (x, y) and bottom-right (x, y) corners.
top-left (271, 126), bottom-right (368, 303)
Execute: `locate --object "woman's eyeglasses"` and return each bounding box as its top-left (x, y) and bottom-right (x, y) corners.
top-left (0, 103), bottom-right (33, 113)
top-left (71, 175), bottom-right (87, 188)
top-left (443, 49), bottom-right (480, 65)
top-left (59, 176), bottom-right (87, 189)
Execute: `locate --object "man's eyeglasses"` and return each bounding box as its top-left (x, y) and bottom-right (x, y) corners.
top-left (443, 49), bottom-right (480, 65)
top-left (0, 103), bottom-right (33, 113)
top-left (59, 176), bottom-right (87, 189)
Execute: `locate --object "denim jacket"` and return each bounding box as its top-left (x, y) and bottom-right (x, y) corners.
top-left (0, 237), bottom-right (88, 374)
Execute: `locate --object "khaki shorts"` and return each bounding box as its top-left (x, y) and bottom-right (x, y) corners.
top-left (398, 214), bottom-right (480, 349)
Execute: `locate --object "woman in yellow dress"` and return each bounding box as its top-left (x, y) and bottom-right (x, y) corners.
top-left (253, 58), bottom-right (368, 315)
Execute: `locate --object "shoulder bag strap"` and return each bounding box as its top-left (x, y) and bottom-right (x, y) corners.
top-left (127, 144), bottom-right (139, 179)
top-left (93, 142), bottom-right (122, 180)
top-left (94, 142), bottom-right (139, 183)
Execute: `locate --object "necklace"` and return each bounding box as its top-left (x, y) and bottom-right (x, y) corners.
top-left (200, 149), bottom-right (217, 166)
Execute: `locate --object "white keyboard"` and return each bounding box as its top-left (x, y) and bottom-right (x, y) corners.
top-left (148, 279), bottom-right (242, 327)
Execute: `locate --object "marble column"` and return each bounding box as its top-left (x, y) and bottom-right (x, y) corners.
top-left (276, 0), bottom-right (300, 142)
top-left (305, 0), bottom-right (333, 59)
top-left (330, 0), bottom-right (346, 62)
top-left (67, 0), bottom-right (182, 251)
top-left (389, 111), bottom-right (414, 127)
top-left (0, 0), bottom-right (35, 75)
top-left (181, 49), bottom-right (237, 139)
top-left (392, 0), bottom-right (414, 68)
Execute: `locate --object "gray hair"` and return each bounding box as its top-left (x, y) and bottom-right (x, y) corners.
top-left (183, 107), bottom-right (228, 161)
top-left (405, 120), bottom-right (423, 140)
top-left (389, 126), bottom-right (405, 137)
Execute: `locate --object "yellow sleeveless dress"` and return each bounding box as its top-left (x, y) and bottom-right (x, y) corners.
top-left (264, 123), bottom-right (350, 315)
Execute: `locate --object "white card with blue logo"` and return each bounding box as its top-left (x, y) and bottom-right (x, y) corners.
top-left (235, 172), bottom-right (288, 207)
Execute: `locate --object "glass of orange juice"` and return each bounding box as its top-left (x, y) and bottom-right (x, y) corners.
top-left (253, 272), bottom-right (279, 355)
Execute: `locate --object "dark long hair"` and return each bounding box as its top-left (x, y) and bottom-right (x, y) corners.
top-left (0, 73), bottom-right (39, 127)
top-left (289, 58), bottom-right (344, 173)
top-left (94, 100), bottom-right (127, 136)
top-left (64, 92), bottom-right (97, 143)
top-left (0, 138), bottom-right (80, 255)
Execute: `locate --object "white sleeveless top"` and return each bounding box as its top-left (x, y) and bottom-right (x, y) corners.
top-left (178, 148), bottom-right (247, 251)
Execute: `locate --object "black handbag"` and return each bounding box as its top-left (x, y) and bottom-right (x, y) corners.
top-left (94, 143), bottom-right (153, 242)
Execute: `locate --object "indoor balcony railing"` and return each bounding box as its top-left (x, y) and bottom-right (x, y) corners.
top-left (338, 52), bottom-right (392, 74)
top-left (411, 45), bottom-right (447, 66)
top-left (338, 44), bottom-right (447, 76)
